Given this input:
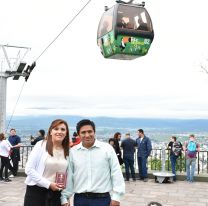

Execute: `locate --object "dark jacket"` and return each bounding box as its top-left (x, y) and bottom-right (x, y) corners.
top-left (121, 138), bottom-right (136, 158)
top-left (136, 136), bottom-right (152, 158)
top-left (113, 138), bottom-right (123, 165)
top-left (31, 136), bottom-right (44, 145)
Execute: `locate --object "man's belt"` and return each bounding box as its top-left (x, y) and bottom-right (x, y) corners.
top-left (76, 192), bottom-right (110, 198)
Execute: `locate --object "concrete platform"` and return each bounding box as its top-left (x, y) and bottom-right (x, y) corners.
top-left (0, 177), bottom-right (208, 206)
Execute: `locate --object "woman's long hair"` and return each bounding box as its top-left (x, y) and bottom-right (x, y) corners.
top-left (0, 133), bottom-right (5, 141)
top-left (46, 119), bottom-right (69, 158)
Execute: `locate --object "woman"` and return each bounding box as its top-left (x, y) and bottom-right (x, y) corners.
top-left (31, 129), bottom-right (46, 145)
top-left (24, 119), bottom-right (70, 206)
top-left (113, 132), bottom-right (123, 165)
top-left (0, 133), bottom-right (13, 182)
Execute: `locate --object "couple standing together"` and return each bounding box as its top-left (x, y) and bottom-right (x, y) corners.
top-left (24, 119), bottom-right (125, 206)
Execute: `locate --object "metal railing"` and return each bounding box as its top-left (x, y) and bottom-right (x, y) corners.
top-left (19, 146), bottom-right (208, 175)
top-left (147, 149), bottom-right (208, 174)
top-left (20, 145), bottom-right (33, 169)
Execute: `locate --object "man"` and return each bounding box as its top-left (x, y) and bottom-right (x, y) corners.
top-left (121, 133), bottom-right (137, 181)
top-left (136, 129), bottom-right (152, 182)
top-left (167, 136), bottom-right (182, 181)
top-left (8, 128), bottom-right (21, 176)
top-left (184, 134), bottom-right (200, 183)
top-left (61, 119), bottom-right (125, 206)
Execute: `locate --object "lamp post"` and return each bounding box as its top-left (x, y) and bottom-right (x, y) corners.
top-left (0, 44), bottom-right (31, 133)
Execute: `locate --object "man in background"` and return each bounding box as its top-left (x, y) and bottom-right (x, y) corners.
top-left (136, 129), bottom-right (152, 182)
top-left (167, 136), bottom-right (182, 181)
top-left (8, 128), bottom-right (21, 177)
top-left (121, 133), bottom-right (137, 181)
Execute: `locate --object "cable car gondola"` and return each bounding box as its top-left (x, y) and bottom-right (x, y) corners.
top-left (97, 0), bottom-right (154, 60)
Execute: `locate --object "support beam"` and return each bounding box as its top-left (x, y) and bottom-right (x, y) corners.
top-left (0, 74), bottom-right (8, 133)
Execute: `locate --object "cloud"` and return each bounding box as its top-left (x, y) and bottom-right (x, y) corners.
top-left (5, 94), bottom-right (208, 119)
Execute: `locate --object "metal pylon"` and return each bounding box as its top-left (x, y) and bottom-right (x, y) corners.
top-left (0, 44), bottom-right (31, 133)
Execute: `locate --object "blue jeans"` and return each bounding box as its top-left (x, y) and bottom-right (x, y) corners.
top-left (170, 155), bottom-right (178, 180)
top-left (186, 158), bottom-right (196, 182)
top-left (74, 194), bottom-right (111, 206)
top-left (123, 155), bottom-right (136, 180)
top-left (137, 156), bottom-right (148, 178)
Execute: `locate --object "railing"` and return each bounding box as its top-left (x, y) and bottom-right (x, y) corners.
top-left (20, 145), bottom-right (34, 169)
top-left (147, 149), bottom-right (208, 175)
top-left (19, 146), bottom-right (208, 175)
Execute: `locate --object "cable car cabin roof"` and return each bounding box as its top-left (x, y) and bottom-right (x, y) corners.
top-left (97, 3), bottom-right (154, 41)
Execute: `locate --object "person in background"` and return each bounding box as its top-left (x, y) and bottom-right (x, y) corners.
top-left (108, 138), bottom-right (116, 153)
top-left (136, 129), bottom-right (152, 182)
top-left (8, 128), bottom-right (21, 177)
top-left (31, 129), bottom-right (45, 145)
top-left (113, 132), bottom-right (123, 165)
top-left (70, 132), bottom-right (81, 148)
top-left (121, 133), bottom-right (137, 181)
top-left (0, 133), bottom-right (13, 182)
top-left (24, 119), bottom-right (70, 206)
top-left (167, 136), bottom-right (182, 181)
top-left (61, 119), bottom-right (125, 206)
top-left (184, 134), bottom-right (200, 183)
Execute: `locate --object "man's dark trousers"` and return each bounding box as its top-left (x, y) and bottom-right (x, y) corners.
top-left (123, 155), bottom-right (136, 180)
top-left (74, 194), bottom-right (111, 206)
top-left (138, 156), bottom-right (148, 179)
top-left (9, 149), bottom-right (20, 176)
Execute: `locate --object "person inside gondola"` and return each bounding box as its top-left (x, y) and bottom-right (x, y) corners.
top-left (137, 17), bottom-right (148, 31)
top-left (117, 15), bottom-right (130, 29)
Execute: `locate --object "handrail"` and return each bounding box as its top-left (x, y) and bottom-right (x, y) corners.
top-left (19, 146), bottom-right (208, 175)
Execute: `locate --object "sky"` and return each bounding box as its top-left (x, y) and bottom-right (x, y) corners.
top-left (1, 0), bottom-right (208, 119)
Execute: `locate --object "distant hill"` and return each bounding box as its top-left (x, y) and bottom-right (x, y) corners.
top-left (7, 115), bottom-right (208, 132)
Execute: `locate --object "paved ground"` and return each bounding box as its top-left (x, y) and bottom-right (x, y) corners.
top-left (0, 177), bottom-right (208, 206)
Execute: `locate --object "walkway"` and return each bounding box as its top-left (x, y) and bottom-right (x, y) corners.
top-left (0, 177), bottom-right (208, 206)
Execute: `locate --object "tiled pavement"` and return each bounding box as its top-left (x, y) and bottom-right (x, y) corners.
top-left (0, 177), bottom-right (208, 206)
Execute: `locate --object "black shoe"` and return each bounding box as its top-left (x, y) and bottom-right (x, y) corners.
top-left (143, 178), bottom-right (148, 182)
top-left (4, 178), bottom-right (12, 182)
top-left (0, 177), bottom-right (4, 181)
top-left (133, 178), bottom-right (136, 181)
top-left (137, 177), bottom-right (144, 180)
top-left (125, 178), bottom-right (130, 181)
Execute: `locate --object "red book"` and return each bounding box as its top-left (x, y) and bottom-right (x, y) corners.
top-left (55, 172), bottom-right (67, 188)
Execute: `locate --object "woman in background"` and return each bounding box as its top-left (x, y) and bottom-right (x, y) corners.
top-left (24, 119), bottom-right (70, 206)
top-left (0, 133), bottom-right (13, 182)
top-left (113, 132), bottom-right (123, 165)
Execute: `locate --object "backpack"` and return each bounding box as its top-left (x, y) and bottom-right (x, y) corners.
top-left (187, 141), bottom-right (197, 158)
top-left (172, 141), bottom-right (182, 156)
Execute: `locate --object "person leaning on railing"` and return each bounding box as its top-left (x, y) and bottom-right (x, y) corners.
top-left (167, 136), bottom-right (183, 181)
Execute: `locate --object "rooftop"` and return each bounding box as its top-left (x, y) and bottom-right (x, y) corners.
top-left (1, 177), bottom-right (208, 206)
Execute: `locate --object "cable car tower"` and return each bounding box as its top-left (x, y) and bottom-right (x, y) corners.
top-left (0, 44), bottom-right (32, 133)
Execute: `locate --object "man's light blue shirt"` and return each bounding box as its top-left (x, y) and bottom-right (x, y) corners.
top-left (61, 140), bottom-right (125, 204)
